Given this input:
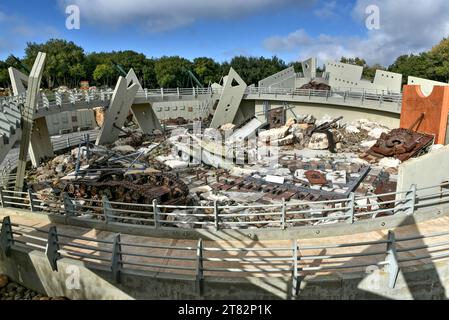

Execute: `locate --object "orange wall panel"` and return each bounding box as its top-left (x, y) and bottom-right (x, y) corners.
top-left (400, 85), bottom-right (449, 144)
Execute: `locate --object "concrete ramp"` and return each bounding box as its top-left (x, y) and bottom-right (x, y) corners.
top-left (228, 117), bottom-right (265, 144)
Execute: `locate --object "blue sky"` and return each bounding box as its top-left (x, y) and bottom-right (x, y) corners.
top-left (1, 0), bottom-right (449, 66)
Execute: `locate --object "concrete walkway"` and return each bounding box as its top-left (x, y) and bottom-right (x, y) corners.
top-left (1, 209), bottom-right (449, 278)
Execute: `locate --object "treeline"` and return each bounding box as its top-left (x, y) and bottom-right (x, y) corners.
top-left (0, 39), bottom-right (291, 89)
top-left (2, 37), bottom-right (449, 89)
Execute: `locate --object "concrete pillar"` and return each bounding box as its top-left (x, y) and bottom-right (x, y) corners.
top-left (15, 52), bottom-right (46, 191)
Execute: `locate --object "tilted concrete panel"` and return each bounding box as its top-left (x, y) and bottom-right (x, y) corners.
top-left (126, 69), bottom-right (163, 133)
top-left (408, 76), bottom-right (449, 96)
top-left (15, 52), bottom-right (47, 191)
top-left (258, 66), bottom-right (295, 88)
top-left (210, 67), bottom-right (247, 128)
top-left (301, 57), bottom-right (317, 79)
top-left (326, 61), bottom-right (363, 83)
top-left (373, 70), bottom-right (402, 92)
top-left (8, 68), bottom-right (28, 96)
top-left (95, 76), bottom-right (139, 145)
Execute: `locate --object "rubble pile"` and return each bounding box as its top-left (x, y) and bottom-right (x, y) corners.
top-left (299, 81), bottom-right (331, 91)
top-left (21, 110), bottom-right (436, 229)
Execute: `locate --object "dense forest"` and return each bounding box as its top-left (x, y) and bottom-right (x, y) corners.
top-left (1, 37), bottom-right (449, 90)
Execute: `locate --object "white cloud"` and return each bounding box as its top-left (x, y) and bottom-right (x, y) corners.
top-left (263, 0), bottom-right (449, 66)
top-left (61, 0), bottom-right (313, 32)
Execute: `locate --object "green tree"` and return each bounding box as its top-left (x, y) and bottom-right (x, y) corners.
top-left (23, 39), bottom-right (86, 88)
top-left (93, 64), bottom-right (115, 86)
top-left (193, 57), bottom-right (221, 86)
top-left (154, 56), bottom-right (192, 88)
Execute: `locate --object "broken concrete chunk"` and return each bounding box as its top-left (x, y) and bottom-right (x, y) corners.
top-left (345, 125), bottom-right (360, 134)
top-left (190, 185), bottom-right (213, 194)
top-left (368, 127), bottom-right (389, 139)
top-left (220, 123), bottom-right (236, 131)
top-left (308, 133), bottom-right (329, 150)
top-left (258, 126), bottom-right (289, 142)
top-left (164, 160), bottom-right (189, 169)
top-left (265, 175), bottom-right (285, 184)
top-left (378, 157), bottom-right (401, 168)
top-left (360, 140), bottom-right (377, 148)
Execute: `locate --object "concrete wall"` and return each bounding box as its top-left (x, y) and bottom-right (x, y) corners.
top-left (153, 99), bottom-right (215, 121)
top-left (1, 245), bottom-right (448, 299)
top-left (254, 100), bottom-right (400, 128)
top-left (397, 144), bottom-right (449, 199)
top-left (46, 110), bottom-right (96, 135)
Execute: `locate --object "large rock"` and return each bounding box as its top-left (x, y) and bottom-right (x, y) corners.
top-left (93, 106), bottom-right (106, 127)
top-left (0, 274), bottom-right (8, 288)
top-left (220, 123), bottom-right (236, 131)
top-left (285, 118), bottom-right (297, 127)
top-left (258, 126), bottom-right (289, 142)
top-left (308, 133), bottom-right (329, 150)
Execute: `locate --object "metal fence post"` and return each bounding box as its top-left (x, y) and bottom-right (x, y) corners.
top-left (46, 225), bottom-right (61, 271)
top-left (0, 216), bottom-right (14, 257)
top-left (63, 193), bottom-right (75, 216)
top-left (0, 187), bottom-right (5, 208)
top-left (291, 239), bottom-right (300, 298)
top-left (111, 233), bottom-right (123, 283)
top-left (103, 195), bottom-right (112, 224)
top-left (28, 188), bottom-right (35, 212)
top-left (346, 192), bottom-right (355, 224)
top-left (196, 238), bottom-right (204, 296)
top-left (405, 184), bottom-right (416, 215)
top-left (153, 199), bottom-right (160, 229)
top-left (214, 200), bottom-right (219, 231)
top-left (281, 199), bottom-right (286, 229)
top-left (385, 230), bottom-right (400, 289)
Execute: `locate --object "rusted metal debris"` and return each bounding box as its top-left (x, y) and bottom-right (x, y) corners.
top-left (367, 128), bottom-right (434, 162)
top-left (304, 170), bottom-right (327, 185)
top-left (62, 171), bottom-right (189, 205)
top-left (164, 117), bottom-right (188, 126)
top-left (267, 107), bottom-right (286, 129)
top-left (374, 180), bottom-right (397, 204)
top-left (299, 81), bottom-right (331, 91)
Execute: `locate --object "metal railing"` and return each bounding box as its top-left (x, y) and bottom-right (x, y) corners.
top-left (0, 178), bottom-right (448, 230)
top-left (1, 85), bottom-right (402, 119)
top-left (2, 216), bottom-right (449, 296)
top-left (245, 86), bottom-right (403, 107)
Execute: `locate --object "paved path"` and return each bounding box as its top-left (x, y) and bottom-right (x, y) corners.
top-left (1, 210), bottom-right (449, 278)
